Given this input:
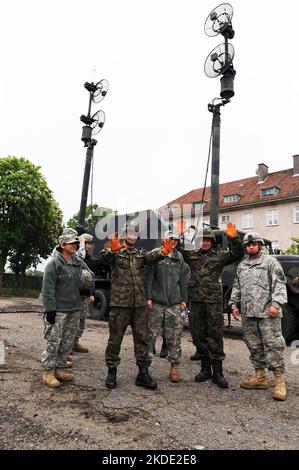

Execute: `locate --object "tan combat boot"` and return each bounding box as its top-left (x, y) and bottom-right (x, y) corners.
top-left (42, 370), bottom-right (61, 388)
top-left (67, 355), bottom-right (72, 361)
top-left (72, 337), bottom-right (89, 353)
top-left (169, 363), bottom-right (180, 383)
top-left (65, 361), bottom-right (73, 368)
top-left (240, 369), bottom-right (269, 389)
top-left (273, 371), bottom-right (287, 401)
top-left (55, 369), bottom-right (75, 382)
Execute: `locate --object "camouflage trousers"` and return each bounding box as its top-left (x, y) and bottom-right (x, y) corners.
top-left (243, 317), bottom-right (286, 372)
top-left (148, 303), bottom-right (183, 364)
top-left (77, 300), bottom-right (88, 338)
top-left (189, 301), bottom-right (225, 360)
top-left (41, 311), bottom-right (81, 370)
top-left (105, 307), bottom-right (151, 369)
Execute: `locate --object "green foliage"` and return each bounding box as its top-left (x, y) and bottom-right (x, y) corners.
top-left (0, 156), bottom-right (63, 285)
top-left (284, 237), bottom-right (299, 255)
top-left (67, 204), bottom-right (117, 234)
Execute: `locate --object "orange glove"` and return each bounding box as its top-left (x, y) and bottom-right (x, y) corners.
top-left (225, 222), bottom-right (237, 238)
top-left (176, 219), bottom-right (187, 235)
top-left (161, 238), bottom-right (176, 256)
top-left (109, 232), bottom-right (123, 252)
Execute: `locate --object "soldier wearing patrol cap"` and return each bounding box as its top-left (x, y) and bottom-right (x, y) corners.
top-left (177, 222), bottom-right (243, 389)
top-left (230, 232), bottom-right (288, 401)
top-left (41, 232), bottom-right (93, 388)
top-left (97, 222), bottom-right (176, 390)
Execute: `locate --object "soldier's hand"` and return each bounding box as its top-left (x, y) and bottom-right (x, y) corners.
top-left (109, 232), bottom-right (123, 252)
top-left (268, 306), bottom-right (279, 317)
top-left (161, 238), bottom-right (176, 255)
top-left (231, 307), bottom-right (240, 321)
top-left (225, 222), bottom-right (237, 238)
top-left (87, 295), bottom-right (95, 303)
top-left (147, 299), bottom-right (153, 310)
top-left (180, 301), bottom-right (187, 310)
top-left (46, 311), bottom-right (56, 324)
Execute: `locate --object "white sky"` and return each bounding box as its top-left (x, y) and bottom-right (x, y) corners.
top-left (0, 0), bottom-right (298, 223)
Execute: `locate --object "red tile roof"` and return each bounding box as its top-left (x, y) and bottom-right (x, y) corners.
top-left (159, 168), bottom-right (299, 217)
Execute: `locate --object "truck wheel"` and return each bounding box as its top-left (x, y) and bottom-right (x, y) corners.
top-left (88, 289), bottom-right (108, 320)
top-left (281, 304), bottom-right (296, 343)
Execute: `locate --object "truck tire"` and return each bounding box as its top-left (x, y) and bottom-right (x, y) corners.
top-left (88, 289), bottom-right (108, 320)
top-left (281, 304), bottom-right (296, 343)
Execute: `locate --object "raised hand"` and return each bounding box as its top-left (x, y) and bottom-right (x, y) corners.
top-left (225, 222), bottom-right (237, 238)
top-left (161, 238), bottom-right (176, 256)
top-left (109, 232), bottom-right (123, 253)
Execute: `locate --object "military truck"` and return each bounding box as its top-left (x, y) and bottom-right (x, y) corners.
top-left (87, 215), bottom-right (299, 342)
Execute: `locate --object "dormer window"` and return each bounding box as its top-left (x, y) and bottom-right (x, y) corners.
top-left (260, 187), bottom-right (279, 197)
top-left (223, 194), bottom-right (241, 203)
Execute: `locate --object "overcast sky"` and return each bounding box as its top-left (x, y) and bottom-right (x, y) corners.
top-left (1, 0), bottom-right (298, 223)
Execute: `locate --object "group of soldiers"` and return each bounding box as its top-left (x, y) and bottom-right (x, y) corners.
top-left (41, 221), bottom-right (288, 401)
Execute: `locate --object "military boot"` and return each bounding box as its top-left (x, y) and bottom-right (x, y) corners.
top-left (160, 338), bottom-right (168, 358)
top-left (195, 357), bottom-right (212, 382)
top-left (240, 369), bottom-right (269, 390)
top-left (169, 363), bottom-right (180, 383)
top-left (212, 360), bottom-right (228, 389)
top-left (42, 370), bottom-right (61, 388)
top-left (190, 351), bottom-right (201, 361)
top-left (65, 361), bottom-right (73, 368)
top-left (105, 368), bottom-right (117, 389)
top-left (72, 337), bottom-right (89, 353)
top-left (55, 369), bottom-right (75, 382)
top-left (135, 367), bottom-right (157, 389)
top-left (273, 371), bottom-right (287, 401)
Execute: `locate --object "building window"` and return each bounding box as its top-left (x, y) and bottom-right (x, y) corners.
top-left (260, 187), bottom-right (279, 197)
top-left (224, 194), bottom-right (240, 203)
top-left (242, 212), bottom-right (253, 229)
top-left (221, 215), bottom-right (230, 223)
top-left (271, 240), bottom-right (280, 252)
top-left (266, 209), bottom-right (278, 226)
top-left (294, 206), bottom-right (299, 223)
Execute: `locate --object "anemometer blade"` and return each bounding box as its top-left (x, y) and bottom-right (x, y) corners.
top-left (204, 3), bottom-right (233, 37)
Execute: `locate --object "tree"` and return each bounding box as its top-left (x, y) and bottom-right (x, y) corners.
top-left (0, 156), bottom-right (63, 288)
top-left (284, 237), bottom-right (299, 255)
top-left (67, 204), bottom-right (117, 234)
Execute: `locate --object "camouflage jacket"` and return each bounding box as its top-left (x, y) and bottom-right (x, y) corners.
top-left (230, 254), bottom-right (287, 318)
top-left (98, 246), bottom-right (164, 307)
top-left (178, 237), bottom-right (243, 303)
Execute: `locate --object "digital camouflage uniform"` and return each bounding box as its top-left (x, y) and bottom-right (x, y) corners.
top-left (230, 254), bottom-right (287, 371)
top-left (98, 246), bottom-right (164, 368)
top-left (179, 237), bottom-right (243, 360)
top-left (145, 249), bottom-right (188, 364)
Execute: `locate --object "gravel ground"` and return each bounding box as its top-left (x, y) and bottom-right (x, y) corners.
top-left (0, 297), bottom-right (298, 450)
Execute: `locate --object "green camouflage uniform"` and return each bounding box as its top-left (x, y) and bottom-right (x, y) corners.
top-left (179, 237), bottom-right (243, 360)
top-left (99, 246), bottom-right (164, 368)
top-left (230, 254), bottom-right (287, 371)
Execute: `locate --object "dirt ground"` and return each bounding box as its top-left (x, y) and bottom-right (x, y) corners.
top-left (0, 297), bottom-right (298, 450)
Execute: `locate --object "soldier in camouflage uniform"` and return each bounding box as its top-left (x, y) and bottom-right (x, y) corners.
top-left (145, 230), bottom-right (188, 383)
top-left (230, 232), bottom-right (288, 401)
top-left (177, 223), bottom-right (243, 388)
top-left (41, 232), bottom-right (93, 388)
top-left (98, 224), bottom-right (176, 390)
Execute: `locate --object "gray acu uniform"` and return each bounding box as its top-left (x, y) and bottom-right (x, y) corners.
top-left (145, 249), bottom-right (188, 364)
top-left (230, 254), bottom-right (287, 372)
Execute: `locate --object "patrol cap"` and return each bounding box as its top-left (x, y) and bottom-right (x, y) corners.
top-left (243, 232), bottom-right (265, 246)
top-left (164, 230), bottom-right (180, 240)
top-left (58, 233), bottom-right (79, 245)
top-left (62, 227), bottom-right (78, 237)
top-left (202, 227), bottom-right (216, 241)
top-left (81, 233), bottom-right (94, 243)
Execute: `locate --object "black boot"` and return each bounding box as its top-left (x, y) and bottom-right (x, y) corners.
top-left (190, 351), bottom-right (201, 361)
top-left (212, 360), bottom-right (228, 389)
top-left (195, 357), bottom-right (212, 382)
top-left (105, 368), bottom-right (117, 389)
top-left (135, 367), bottom-right (157, 389)
top-left (160, 337), bottom-right (168, 358)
